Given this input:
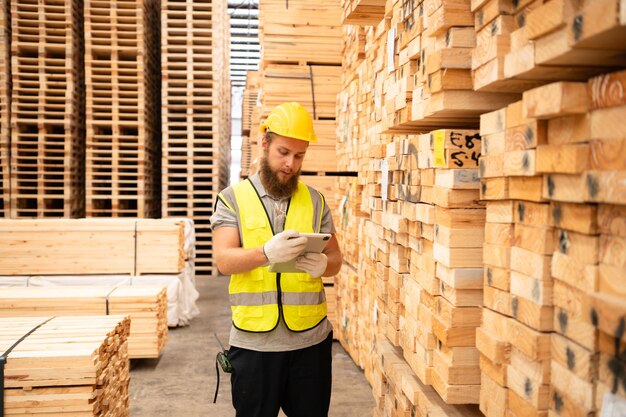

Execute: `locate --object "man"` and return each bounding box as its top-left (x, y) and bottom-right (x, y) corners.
top-left (211, 102), bottom-right (343, 417)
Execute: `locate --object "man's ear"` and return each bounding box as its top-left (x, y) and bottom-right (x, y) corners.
top-left (261, 136), bottom-right (268, 151)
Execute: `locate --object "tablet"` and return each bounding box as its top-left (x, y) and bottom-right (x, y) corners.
top-left (268, 233), bottom-right (331, 273)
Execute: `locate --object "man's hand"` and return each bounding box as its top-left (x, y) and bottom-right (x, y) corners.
top-left (263, 230), bottom-right (308, 264)
top-left (295, 252), bottom-right (328, 277)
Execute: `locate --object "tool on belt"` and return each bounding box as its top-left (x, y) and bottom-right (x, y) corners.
top-left (213, 332), bottom-right (233, 403)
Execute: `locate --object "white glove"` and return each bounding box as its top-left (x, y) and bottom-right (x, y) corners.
top-left (295, 252), bottom-right (328, 277)
top-left (263, 230), bottom-right (308, 264)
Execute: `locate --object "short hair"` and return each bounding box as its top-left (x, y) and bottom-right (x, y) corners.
top-left (265, 131), bottom-right (276, 144)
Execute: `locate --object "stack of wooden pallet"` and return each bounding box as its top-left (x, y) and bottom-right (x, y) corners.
top-left (161, 0), bottom-right (230, 276)
top-left (0, 0), bottom-right (8, 218)
top-left (9, 0), bottom-right (84, 218)
top-left (84, 0), bottom-right (159, 218)
top-left (2, 315), bottom-right (131, 416)
top-left (0, 286), bottom-right (167, 358)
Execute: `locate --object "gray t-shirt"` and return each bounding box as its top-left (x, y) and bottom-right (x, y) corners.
top-left (210, 173), bottom-right (336, 351)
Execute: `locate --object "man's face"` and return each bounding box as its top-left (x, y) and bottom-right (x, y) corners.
top-left (260, 134), bottom-right (308, 198)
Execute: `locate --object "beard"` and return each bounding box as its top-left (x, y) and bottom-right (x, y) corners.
top-left (259, 154), bottom-right (300, 199)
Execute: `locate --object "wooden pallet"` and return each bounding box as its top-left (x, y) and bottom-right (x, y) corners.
top-left (84, 0), bottom-right (159, 218)
top-left (161, 0), bottom-right (230, 276)
top-left (9, 0), bottom-right (85, 218)
top-left (0, 286), bottom-right (167, 359)
top-left (2, 315), bottom-right (131, 416)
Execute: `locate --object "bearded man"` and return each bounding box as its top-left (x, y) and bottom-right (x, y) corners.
top-left (210, 102), bottom-right (343, 417)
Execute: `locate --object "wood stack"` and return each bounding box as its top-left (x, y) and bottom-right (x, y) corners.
top-left (2, 315), bottom-right (131, 416)
top-left (373, 336), bottom-right (483, 417)
top-left (335, 0), bottom-right (626, 413)
top-left (259, 0), bottom-right (343, 66)
top-left (0, 218), bottom-right (187, 275)
top-left (9, 0), bottom-right (84, 218)
top-left (586, 207), bottom-right (626, 412)
top-left (472, 0), bottom-right (626, 92)
top-left (161, 0), bottom-right (230, 276)
top-left (0, 0), bottom-right (8, 218)
top-left (340, 0), bottom-right (385, 26)
top-left (240, 71), bottom-right (259, 179)
top-left (241, 70), bottom-right (259, 137)
top-left (0, 286), bottom-right (167, 358)
top-left (84, 0), bottom-right (159, 218)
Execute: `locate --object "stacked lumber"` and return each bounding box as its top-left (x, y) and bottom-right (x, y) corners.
top-left (373, 336), bottom-right (483, 417)
top-left (478, 101), bottom-right (556, 417)
top-left (0, 0), bottom-right (8, 217)
top-left (240, 135), bottom-right (252, 179)
top-left (10, 0), bottom-right (84, 217)
top-left (0, 286), bottom-right (167, 358)
top-left (259, 65), bottom-right (341, 121)
top-left (586, 207), bottom-right (626, 413)
top-left (471, 0), bottom-right (626, 92)
top-left (161, 0), bottom-right (230, 276)
top-left (374, 0), bottom-right (520, 133)
top-left (341, 0), bottom-right (385, 25)
top-left (0, 218), bottom-right (187, 275)
top-left (259, 0), bottom-right (343, 66)
top-left (84, 0), bottom-right (160, 218)
top-left (2, 315), bottom-right (131, 416)
top-left (241, 70), bottom-right (259, 136)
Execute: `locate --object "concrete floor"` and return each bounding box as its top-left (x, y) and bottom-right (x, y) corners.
top-left (129, 276), bottom-right (375, 416)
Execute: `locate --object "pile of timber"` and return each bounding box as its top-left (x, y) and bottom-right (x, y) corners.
top-left (9, 0), bottom-right (84, 218)
top-left (161, 0), bottom-right (231, 276)
top-left (259, 0), bottom-right (343, 66)
top-left (341, 0), bottom-right (385, 26)
top-left (242, 71), bottom-right (259, 137)
top-left (84, 0), bottom-right (160, 218)
top-left (2, 315), bottom-right (131, 416)
top-left (334, 0), bottom-right (626, 414)
top-left (0, 286), bottom-right (167, 358)
top-left (472, 0), bottom-right (626, 93)
top-left (0, 218), bottom-right (187, 276)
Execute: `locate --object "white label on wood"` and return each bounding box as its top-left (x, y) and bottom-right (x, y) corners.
top-left (601, 393), bottom-right (626, 417)
top-left (387, 28), bottom-right (396, 74)
top-left (381, 159), bottom-right (389, 201)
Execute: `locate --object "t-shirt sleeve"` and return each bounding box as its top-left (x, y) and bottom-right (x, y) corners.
top-left (210, 192), bottom-right (238, 231)
top-left (319, 194), bottom-right (336, 235)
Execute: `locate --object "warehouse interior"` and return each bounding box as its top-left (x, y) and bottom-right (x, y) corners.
top-left (1, 0), bottom-right (626, 416)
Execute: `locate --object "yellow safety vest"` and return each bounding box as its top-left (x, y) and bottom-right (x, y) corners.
top-left (220, 179), bottom-right (327, 332)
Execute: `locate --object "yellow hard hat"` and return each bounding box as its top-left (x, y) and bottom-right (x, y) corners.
top-left (259, 102), bottom-right (317, 143)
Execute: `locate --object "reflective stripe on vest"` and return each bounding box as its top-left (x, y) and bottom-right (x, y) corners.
top-left (228, 179), bottom-right (327, 332)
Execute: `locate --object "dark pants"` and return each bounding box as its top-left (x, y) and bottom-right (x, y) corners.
top-left (227, 332), bottom-right (333, 417)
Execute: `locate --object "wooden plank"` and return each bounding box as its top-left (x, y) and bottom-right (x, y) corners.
top-left (523, 82), bottom-right (589, 119)
top-left (535, 143), bottom-right (590, 174)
